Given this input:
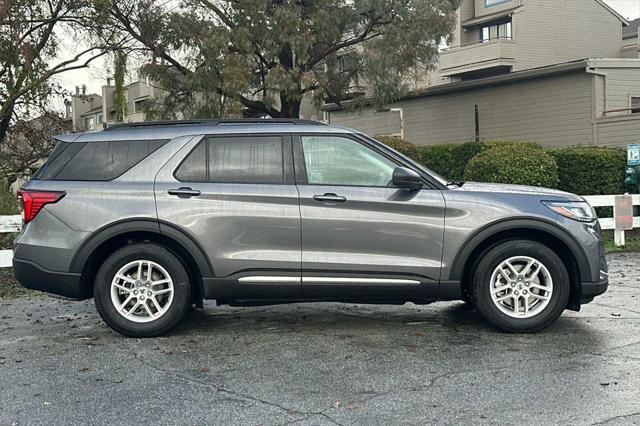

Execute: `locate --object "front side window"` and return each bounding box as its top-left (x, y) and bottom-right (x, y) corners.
top-left (175, 136), bottom-right (285, 184)
top-left (301, 136), bottom-right (396, 187)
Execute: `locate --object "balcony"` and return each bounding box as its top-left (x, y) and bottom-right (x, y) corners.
top-left (439, 37), bottom-right (517, 78)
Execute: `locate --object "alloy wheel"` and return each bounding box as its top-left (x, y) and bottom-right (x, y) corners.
top-left (110, 260), bottom-right (174, 323)
top-left (489, 256), bottom-right (553, 319)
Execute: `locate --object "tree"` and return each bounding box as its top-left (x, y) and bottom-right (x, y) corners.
top-left (95, 0), bottom-right (459, 119)
top-left (0, 0), bottom-right (113, 144)
top-left (0, 112), bottom-right (69, 188)
top-left (113, 51), bottom-right (127, 121)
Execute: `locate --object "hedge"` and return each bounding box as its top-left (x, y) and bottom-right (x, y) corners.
top-left (375, 136), bottom-right (420, 161)
top-left (374, 136), bottom-right (626, 193)
top-left (464, 145), bottom-right (559, 188)
top-left (547, 147), bottom-right (626, 195)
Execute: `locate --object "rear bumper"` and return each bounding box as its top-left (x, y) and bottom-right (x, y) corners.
top-left (580, 277), bottom-right (609, 304)
top-left (13, 258), bottom-right (83, 299)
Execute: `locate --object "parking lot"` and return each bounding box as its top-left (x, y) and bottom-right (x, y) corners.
top-left (0, 252), bottom-right (638, 425)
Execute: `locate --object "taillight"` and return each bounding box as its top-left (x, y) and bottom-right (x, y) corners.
top-left (17, 190), bottom-right (66, 224)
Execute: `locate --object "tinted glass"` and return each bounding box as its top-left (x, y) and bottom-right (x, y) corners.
top-left (175, 136), bottom-right (284, 184)
top-left (36, 139), bottom-right (167, 181)
top-left (174, 141), bottom-right (207, 182)
top-left (301, 136), bottom-right (396, 186)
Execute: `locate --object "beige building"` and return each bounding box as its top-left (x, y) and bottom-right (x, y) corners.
top-left (66, 79), bottom-right (164, 132)
top-left (326, 1), bottom-right (640, 149)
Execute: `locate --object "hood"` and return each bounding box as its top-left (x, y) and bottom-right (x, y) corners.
top-left (453, 182), bottom-right (580, 199)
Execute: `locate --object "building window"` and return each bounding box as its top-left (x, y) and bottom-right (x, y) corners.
top-left (631, 97), bottom-right (640, 114)
top-left (480, 19), bottom-right (512, 42)
top-left (485, 0), bottom-right (511, 6)
top-left (134, 98), bottom-right (149, 114)
top-left (84, 116), bottom-right (95, 130)
top-left (96, 112), bottom-right (103, 124)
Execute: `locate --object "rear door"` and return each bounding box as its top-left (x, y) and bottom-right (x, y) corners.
top-left (295, 134), bottom-right (446, 301)
top-left (154, 133), bottom-right (301, 299)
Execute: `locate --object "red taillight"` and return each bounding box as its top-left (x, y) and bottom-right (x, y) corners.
top-left (17, 190), bottom-right (65, 224)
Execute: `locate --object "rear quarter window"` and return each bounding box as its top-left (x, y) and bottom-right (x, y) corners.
top-left (34, 139), bottom-right (168, 181)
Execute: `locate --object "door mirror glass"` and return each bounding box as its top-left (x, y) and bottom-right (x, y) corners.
top-left (392, 167), bottom-right (423, 190)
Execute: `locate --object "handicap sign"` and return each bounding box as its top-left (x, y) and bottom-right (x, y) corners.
top-left (629, 144), bottom-right (640, 166)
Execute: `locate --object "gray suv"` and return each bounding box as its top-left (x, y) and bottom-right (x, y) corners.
top-left (13, 120), bottom-right (608, 337)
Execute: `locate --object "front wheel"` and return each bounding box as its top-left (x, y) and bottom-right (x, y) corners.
top-left (471, 240), bottom-right (570, 333)
top-left (94, 243), bottom-right (191, 337)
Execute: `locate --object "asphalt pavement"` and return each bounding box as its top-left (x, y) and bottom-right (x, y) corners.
top-left (1, 253), bottom-right (639, 425)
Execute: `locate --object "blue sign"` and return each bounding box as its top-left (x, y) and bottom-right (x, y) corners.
top-left (629, 144), bottom-right (640, 166)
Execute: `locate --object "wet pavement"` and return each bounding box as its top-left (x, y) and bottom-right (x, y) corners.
top-left (0, 253), bottom-right (639, 425)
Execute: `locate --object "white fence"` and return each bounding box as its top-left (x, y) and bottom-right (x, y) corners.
top-left (0, 194), bottom-right (638, 268)
top-left (583, 194), bottom-right (640, 246)
top-left (0, 215), bottom-right (21, 268)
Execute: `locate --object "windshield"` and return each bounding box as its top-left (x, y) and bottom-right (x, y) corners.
top-left (358, 133), bottom-right (450, 186)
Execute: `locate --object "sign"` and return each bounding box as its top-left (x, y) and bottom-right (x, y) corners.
top-left (614, 195), bottom-right (634, 231)
top-left (629, 144), bottom-right (640, 166)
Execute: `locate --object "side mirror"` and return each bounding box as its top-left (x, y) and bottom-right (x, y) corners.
top-left (392, 167), bottom-right (423, 190)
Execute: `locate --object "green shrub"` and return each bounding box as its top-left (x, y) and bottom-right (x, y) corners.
top-left (0, 185), bottom-right (19, 215)
top-left (417, 144), bottom-right (458, 179)
top-left (547, 147), bottom-right (626, 195)
top-left (483, 140), bottom-right (542, 150)
top-left (418, 141), bottom-right (540, 181)
top-left (375, 135), bottom-right (419, 161)
top-left (464, 145), bottom-right (559, 188)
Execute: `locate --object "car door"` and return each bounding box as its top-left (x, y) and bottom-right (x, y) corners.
top-left (154, 133), bottom-right (301, 299)
top-left (295, 133), bottom-right (446, 301)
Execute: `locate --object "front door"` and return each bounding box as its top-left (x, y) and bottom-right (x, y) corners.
top-left (154, 134), bottom-right (301, 299)
top-left (295, 134), bottom-right (446, 301)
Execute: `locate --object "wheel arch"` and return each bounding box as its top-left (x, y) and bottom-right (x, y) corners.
top-left (450, 218), bottom-right (590, 310)
top-left (70, 218), bottom-right (214, 302)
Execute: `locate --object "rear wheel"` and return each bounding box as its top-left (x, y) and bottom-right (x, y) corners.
top-left (94, 243), bottom-right (191, 337)
top-left (471, 239), bottom-right (569, 333)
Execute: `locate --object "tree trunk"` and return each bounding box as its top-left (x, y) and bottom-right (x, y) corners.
top-left (0, 100), bottom-right (15, 145)
top-left (279, 94), bottom-right (301, 118)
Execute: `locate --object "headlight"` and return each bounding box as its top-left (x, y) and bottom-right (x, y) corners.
top-left (542, 201), bottom-right (597, 223)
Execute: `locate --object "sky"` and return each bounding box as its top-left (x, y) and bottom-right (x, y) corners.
top-left (48, 0), bottom-right (640, 111)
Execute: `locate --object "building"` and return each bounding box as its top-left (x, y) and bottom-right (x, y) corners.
top-left (66, 78), bottom-right (164, 132)
top-left (325, 0), bottom-right (640, 149)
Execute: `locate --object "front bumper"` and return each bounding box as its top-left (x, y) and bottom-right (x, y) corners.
top-left (580, 277), bottom-right (609, 304)
top-left (13, 258), bottom-right (83, 299)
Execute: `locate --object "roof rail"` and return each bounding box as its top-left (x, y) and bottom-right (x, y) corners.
top-left (104, 118), bottom-right (326, 131)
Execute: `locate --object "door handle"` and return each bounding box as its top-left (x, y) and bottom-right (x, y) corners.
top-left (168, 187), bottom-right (201, 198)
top-left (313, 193), bottom-right (347, 203)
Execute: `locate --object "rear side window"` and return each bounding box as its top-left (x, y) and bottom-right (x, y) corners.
top-left (34, 139), bottom-right (168, 181)
top-left (175, 136), bottom-right (284, 184)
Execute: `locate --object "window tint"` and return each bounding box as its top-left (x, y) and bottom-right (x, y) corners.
top-left (301, 136), bottom-right (396, 187)
top-left (35, 139), bottom-right (168, 181)
top-left (174, 141), bottom-right (207, 182)
top-left (175, 136), bottom-right (284, 184)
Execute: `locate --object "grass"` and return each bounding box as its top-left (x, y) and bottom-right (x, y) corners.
top-left (603, 229), bottom-right (640, 254)
top-left (0, 185), bottom-right (19, 215)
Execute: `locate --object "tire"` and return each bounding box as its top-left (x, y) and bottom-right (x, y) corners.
top-left (94, 243), bottom-right (191, 337)
top-left (471, 239), bottom-right (569, 333)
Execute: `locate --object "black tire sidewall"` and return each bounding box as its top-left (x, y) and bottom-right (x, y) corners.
top-left (94, 243), bottom-right (191, 337)
top-left (472, 240), bottom-right (570, 333)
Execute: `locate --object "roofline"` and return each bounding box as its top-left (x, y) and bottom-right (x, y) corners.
top-left (323, 60), bottom-right (590, 111)
top-left (594, 0), bottom-right (630, 26)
